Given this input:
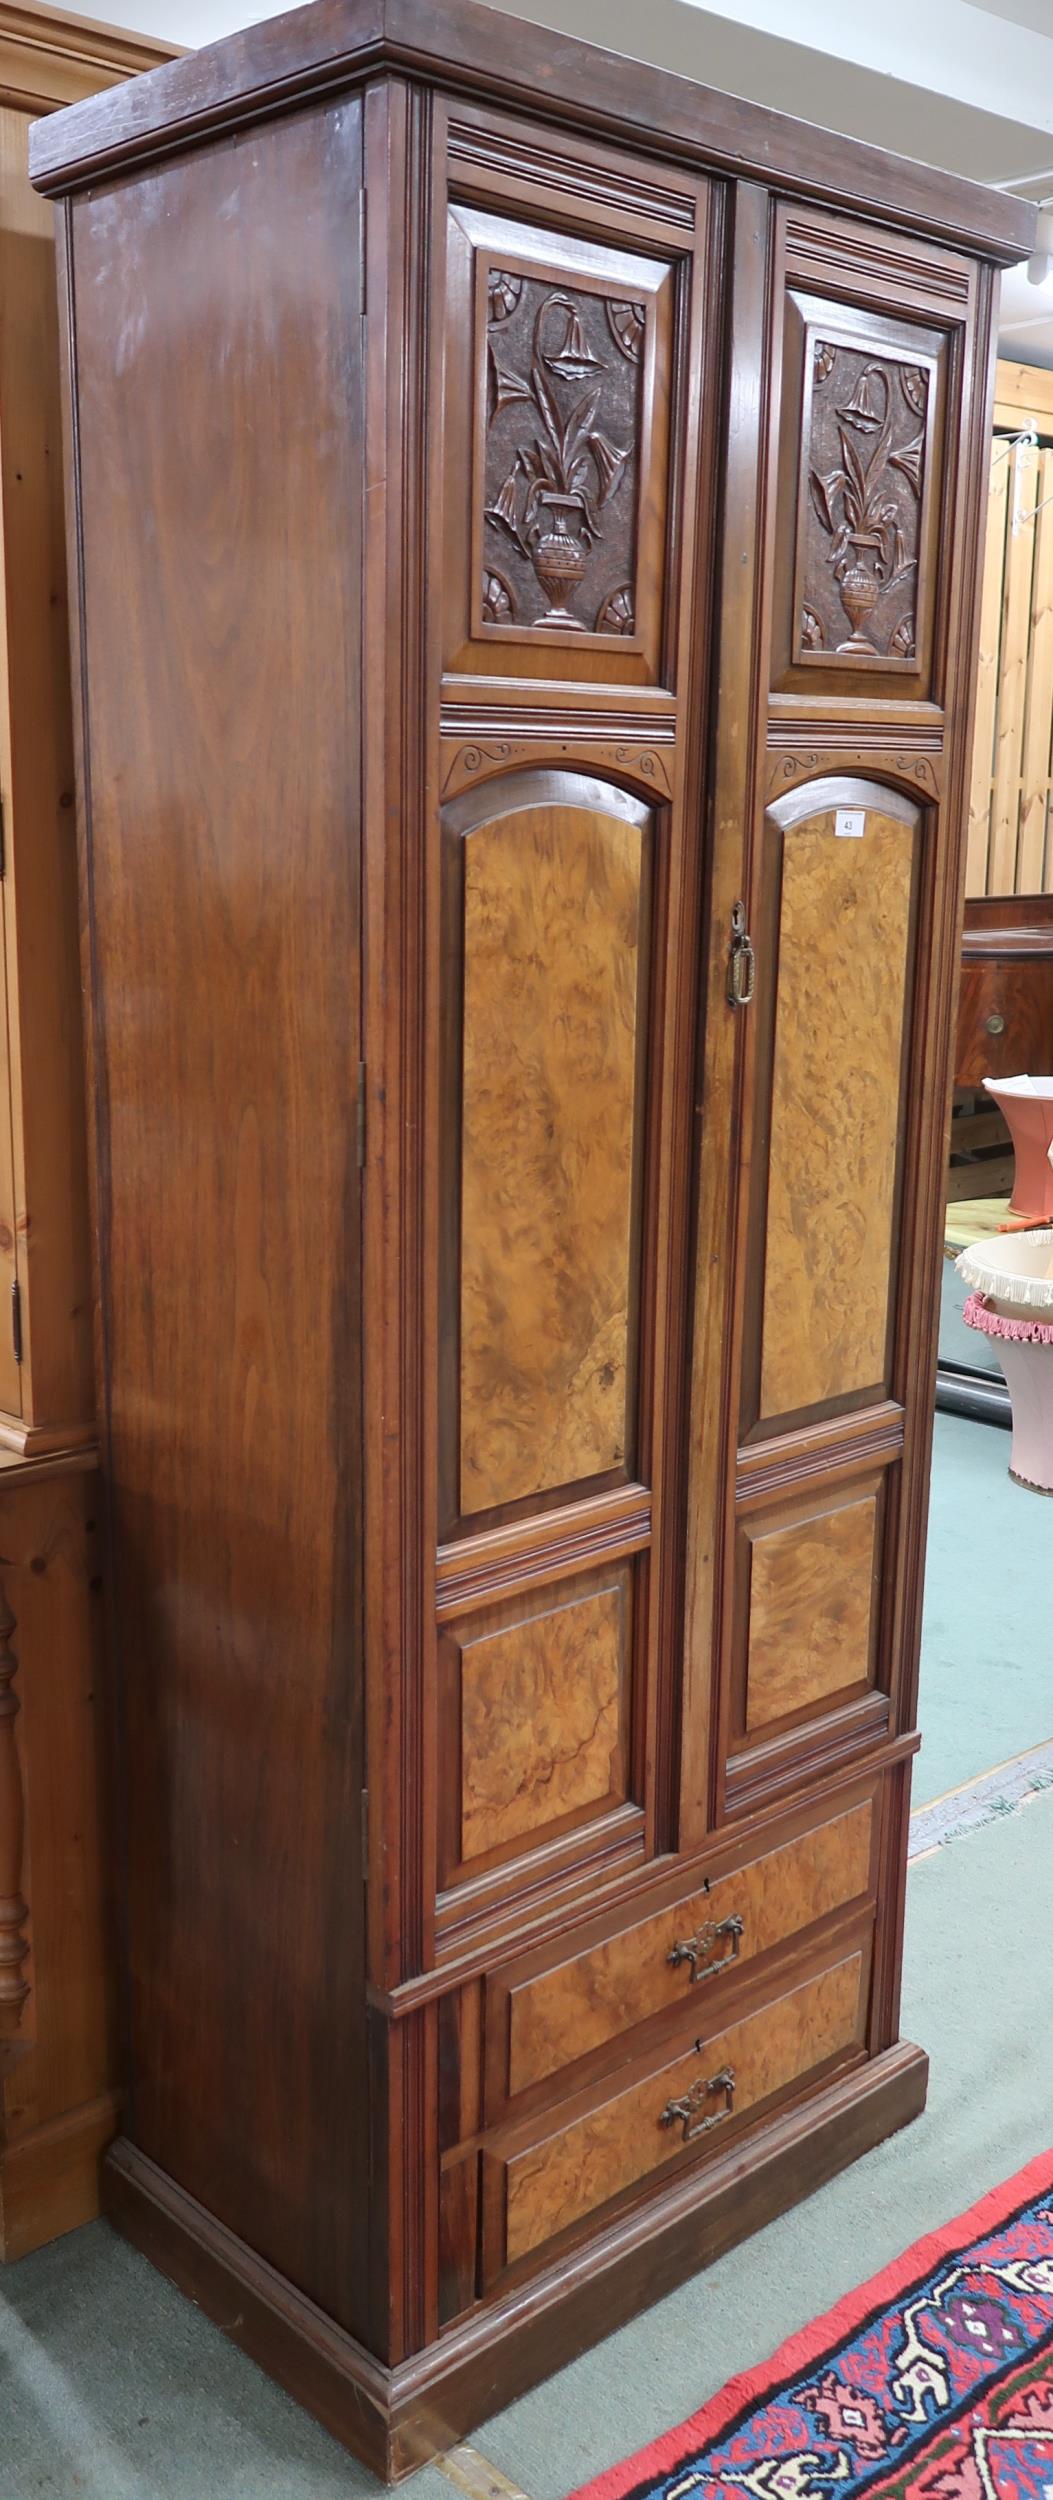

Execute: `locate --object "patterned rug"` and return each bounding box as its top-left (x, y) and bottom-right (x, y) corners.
top-left (571, 2151), bottom-right (1053, 2500)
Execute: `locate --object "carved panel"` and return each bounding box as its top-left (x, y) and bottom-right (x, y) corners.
top-left (797, 337), bottom-right (932, 665)
top-left (772, 287), bottom-right (946, 693)
top-left (752, 781), bottom-right (918, 1431)
top-left (442, 1569), bottom-right (631, 1881)
top-left (744, 1494), bottom-right (879, 1735)
top-left (443, 770), bottom-right (653, 1527)
top-left (481, 268), bottom-right (642, 638)
top-left (443, 204), bottom-right (676, 683)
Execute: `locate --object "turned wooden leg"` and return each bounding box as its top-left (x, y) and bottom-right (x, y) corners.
top-left (0, 1587), bottom-right (29, 2039)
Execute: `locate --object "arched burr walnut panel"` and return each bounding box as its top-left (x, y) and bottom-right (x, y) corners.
top-left (742, 780), bottom-right (921, 1439)
top-left (441, 771), bottom-right (654, 1534)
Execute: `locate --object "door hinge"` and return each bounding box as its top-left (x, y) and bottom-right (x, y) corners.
top-left (356, 1061), bottom-right (367, 1168)
top-left (358, 190), bottom-right (367, 316)
top-left (360, 1786), bottom-right (369, 1874)
top-left (11, 1279), bottom-right (22, 1365)
top-left (0, 792), bottom-right (6, 880)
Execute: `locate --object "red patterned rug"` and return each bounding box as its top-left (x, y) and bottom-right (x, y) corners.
top-left (571, 2150), bottom-right (1053, 2500)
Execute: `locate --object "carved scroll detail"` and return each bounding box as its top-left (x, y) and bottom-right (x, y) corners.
top-left (765, 748), bottom-right (940, 803)
top-left (442, 739), bottom-right (672, 801)
top-left (0, 1585), bottom-right (29, 2038)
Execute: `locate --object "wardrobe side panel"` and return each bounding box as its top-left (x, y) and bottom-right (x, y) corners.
top-left (64, 100), bottom-right (370, 2332)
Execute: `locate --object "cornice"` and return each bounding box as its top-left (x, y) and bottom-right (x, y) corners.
top-left (27, 0), bottom-right (1035, 270)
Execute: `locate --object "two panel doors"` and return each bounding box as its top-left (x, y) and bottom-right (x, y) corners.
top-left (416, 99), bottom-right (957, 1966)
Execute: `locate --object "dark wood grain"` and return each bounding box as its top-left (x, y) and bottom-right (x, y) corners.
top-left (62, 98), bottom-right (370, 2332)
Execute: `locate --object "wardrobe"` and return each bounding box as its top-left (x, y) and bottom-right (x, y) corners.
top-left (30, 0), bottom-right (1032, 2475)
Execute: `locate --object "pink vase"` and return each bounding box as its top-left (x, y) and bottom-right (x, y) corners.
top-left (958, 1232), bottom-right (1053, 1495)
top-left (997, 1337), bottom-right (1053, 1493)
top-left (983, 1076), bottom-right (1053, 1220)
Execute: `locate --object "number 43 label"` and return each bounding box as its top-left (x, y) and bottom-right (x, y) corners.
top-left (835, 808), bottom-right (865, 839)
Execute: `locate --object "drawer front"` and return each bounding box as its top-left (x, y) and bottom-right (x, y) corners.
top-left (489, 1791), bottom-right (875, 2109)
top-left (483, 1938), bottom-right (870, 2280)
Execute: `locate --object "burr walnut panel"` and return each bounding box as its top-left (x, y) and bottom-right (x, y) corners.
top-left (486, 1942), bottom-right (869, 2276)
top-left (491, 1793), bottom-right (875, 2107)
top-left (444, 772), bottom-right (652, 1528)
top-left (441, 1565), bottom-right (632, 1886)
top-left (742, 1494), bottom-right (879, 1737)
top-left (752, 782), bottom-right (918, 1431)
top-left (443, 202), bottom-right (677, 682)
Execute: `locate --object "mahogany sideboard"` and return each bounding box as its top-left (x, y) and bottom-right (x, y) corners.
top-left (955, 894), bottom-right (1053, 1087)
top-left (0, 0), bottom-right (174, 2258)
top-left (30, 2), bottom-right (1033, 2472)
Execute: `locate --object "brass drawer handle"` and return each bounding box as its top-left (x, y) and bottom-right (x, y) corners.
top-left (667, 1912), bottom-right (744, 1985)
top-left (660, 2062), bottom-right (736, 2144)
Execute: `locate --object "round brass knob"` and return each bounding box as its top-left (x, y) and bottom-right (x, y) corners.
top-left (985, 1011), bottom-right (1006, 1036)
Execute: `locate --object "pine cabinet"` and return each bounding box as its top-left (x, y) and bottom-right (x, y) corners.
top-left (0, 3), bottom-right (169, 1450)
top-left (0, 0), bottom-right (173, 2258)
top-left (30, 0), bottom-right (1032, 2475)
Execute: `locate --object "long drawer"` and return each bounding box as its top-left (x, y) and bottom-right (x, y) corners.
top-left (481, 1929), bottom-right (872, 2285)
top-left (485, 1786), bottom-right (877, 2114)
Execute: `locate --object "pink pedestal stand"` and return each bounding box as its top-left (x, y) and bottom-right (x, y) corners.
top-left (958, 1229), bottom-right (1053, 1495)
top-left (983, 1076), bottom-right (1053, 1221)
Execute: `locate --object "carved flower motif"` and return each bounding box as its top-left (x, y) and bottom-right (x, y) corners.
top-left (808, 358), bottom-right (923, 652)
top-left (814, 341), bottom-right (836, 383)
top-left (900, 364), bottom-right (928, 417)
top-left (481, 569), bottom-right (515, 625)
top-left (487, 269), bottom-right (523, 322)
top-left (596, 584), bottom-right (635, 634)
top-left (606, 299), bottom-right (646, 361)
top-left (890, 614), bottom-right (916, 658)
top-left (800, 605), bottom-right (826, 650)
top-left (890, 434), bottom-right (925, 496)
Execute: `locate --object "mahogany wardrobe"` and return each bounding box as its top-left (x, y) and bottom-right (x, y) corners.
top-left (30, 3), bottom-right (1032, 2478)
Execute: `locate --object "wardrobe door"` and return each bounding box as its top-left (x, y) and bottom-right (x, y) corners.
top-left (730, 775), bottom-right (925, 1786)
top-left (435, 767), bottom-right (658, 1917)
top-left (417, 107), bottom-right (719, 1962)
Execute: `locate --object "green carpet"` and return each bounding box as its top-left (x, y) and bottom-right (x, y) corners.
top-left (918, 1412), bottom-right (1053, 1805)
top-left (1, 1411), bottom-right (1050, 2498)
